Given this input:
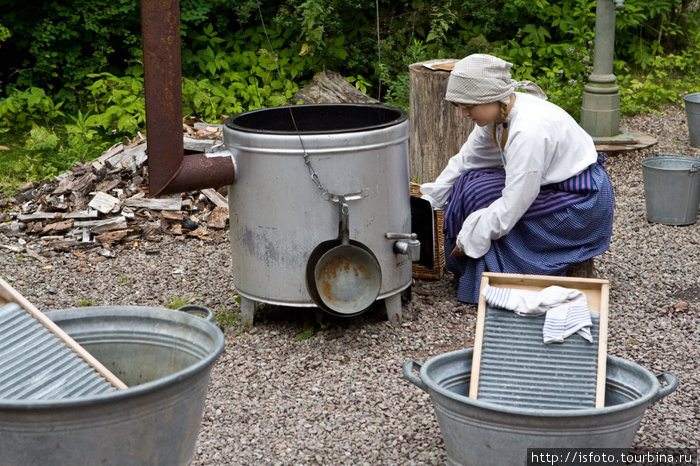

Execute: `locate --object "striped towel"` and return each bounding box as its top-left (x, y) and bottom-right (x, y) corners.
top-left (482, 285), bottom-right (593, 344)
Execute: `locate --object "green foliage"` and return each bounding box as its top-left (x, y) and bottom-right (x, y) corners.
top-left (0, 85), bottom-right (111, 189)
top-left (0, 87), bottom-right (65, 132)
top-left (85, 70), bottom-right (145, 134)
top-left (1, 0), bottom-right (699, 192)
top-left (0, 22), bottom-right (9, 46)
top-left (0, 0), bottom-right (142, 103)
top-left (180, 24), bottom-right (310, 120)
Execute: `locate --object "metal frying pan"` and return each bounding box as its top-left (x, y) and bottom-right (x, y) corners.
top-left (305, 200), bottom-right (381, 316)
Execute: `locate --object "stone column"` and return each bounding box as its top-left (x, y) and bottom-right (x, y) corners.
top-left (580, 0), bottom-right (626, 139)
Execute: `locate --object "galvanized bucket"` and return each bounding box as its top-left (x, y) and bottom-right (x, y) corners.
top-left (0, 306), bottom-right (225, 466)
top-left (641, 154), bottom-right (700, 225)
top-left (403, 348), bottom-right (677, 466)
top-left (683, 92), bottom-right (700, 148)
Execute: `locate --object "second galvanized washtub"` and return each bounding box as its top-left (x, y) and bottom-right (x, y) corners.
top-left (0, 305), bottom-right (224, 466)
top-left (403, 348), bottom-right (677, 466)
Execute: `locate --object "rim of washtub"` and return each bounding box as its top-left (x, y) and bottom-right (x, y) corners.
top-left (407, 348), bottom-right (677, 418)
top-left (0, 306), bottom-right (225, 410)
top-left (225, 103), bottom-right (408, 135)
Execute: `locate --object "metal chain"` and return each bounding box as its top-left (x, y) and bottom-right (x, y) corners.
top-left (255, 1), bottom-right (335, 201)
top-left (303, 150), bottom-right (329, 196)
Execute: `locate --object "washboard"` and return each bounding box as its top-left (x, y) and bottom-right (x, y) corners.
top-left (470, 273), bottom-right (610, 409)
top-left (0, 277), bottom-right (126, 400)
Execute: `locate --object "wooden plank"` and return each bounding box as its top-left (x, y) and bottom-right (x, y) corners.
top-left (469, 275), bottom-right (489, 400)
top-left (105, 143), bottom-right (147, 172)
top-left (0, 276), bottom-right (127, 390)
top-left (160, 211), bottom-right (185, 221)
top-left (91, 217), bottom-right (128, 234)
top-left (124, 197), bottom-right (182, 211)
top-left (92, 142), bottom-right (126, 170)
top-left (183, 136), bottom-right (218, 152)
top-left (88, 192), bottom-right (121, 214)
top-left (74, 216), bottom-right (128, 233)
top-left (474, 272), bottom-right (608, 310)
top-left (41, 219), bottom-right (74, 235)
top-left (193, 122), bottom-right (223, 131)
top-left (596, 283), bottom-right (610, 408)
top-left (201, 188), bottom-right (229, 209)
top-left (63, 209), bottom-right (100, 220)
top-left (18, 212), bottom-right (62, 221)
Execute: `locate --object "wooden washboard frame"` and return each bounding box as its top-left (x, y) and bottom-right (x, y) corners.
top-left (470, 272), bottom-right (610, 409)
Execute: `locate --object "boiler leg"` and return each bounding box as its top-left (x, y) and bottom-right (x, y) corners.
top-left (385, 294), bottom-right (402, 326)
top-left (240, 297), bottom-right (257, 327)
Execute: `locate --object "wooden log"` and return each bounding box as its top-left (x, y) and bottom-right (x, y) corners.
top-left (294, 70), bottom-right (379, 104)
top-left (408, 60), bottom-right (475, 184)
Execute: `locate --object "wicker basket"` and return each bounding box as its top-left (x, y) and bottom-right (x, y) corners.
top-left (410, 182), bottom-right (445, 280)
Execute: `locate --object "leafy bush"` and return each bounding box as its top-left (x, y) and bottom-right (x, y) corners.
top-left (1, 0), bottom-right (699, 191)
top-left (180, 23), bottom-right (312, 120)
top-left (0, 87), bottom-right (65, 132)
top-left (85, 70), bottom-right (145, 135)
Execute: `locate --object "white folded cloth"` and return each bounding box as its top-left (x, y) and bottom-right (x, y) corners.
top-left (482, 285), bottom-right (593, 344)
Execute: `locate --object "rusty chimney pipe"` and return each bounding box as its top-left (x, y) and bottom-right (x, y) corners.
top-left (141, 0), bottom-right (235, 197)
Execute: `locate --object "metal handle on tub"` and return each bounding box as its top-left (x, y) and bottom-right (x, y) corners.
top-left (651, 372), bottom-right (678, 403)
top-left (402, 360), bottom-right (428, 393)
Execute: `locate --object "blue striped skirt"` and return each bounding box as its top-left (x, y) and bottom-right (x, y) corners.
top-left (444, 156), bottom-right (615, 303)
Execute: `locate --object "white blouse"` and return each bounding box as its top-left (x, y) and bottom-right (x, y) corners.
top-left (420, 92), bottom-right (598, 258)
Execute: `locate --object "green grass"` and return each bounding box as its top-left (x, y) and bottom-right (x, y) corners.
top-left (164, 296), bottom-right (191, 310)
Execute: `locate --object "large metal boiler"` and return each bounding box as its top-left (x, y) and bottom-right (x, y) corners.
top-left (222, 104), bottom-right (417, 325)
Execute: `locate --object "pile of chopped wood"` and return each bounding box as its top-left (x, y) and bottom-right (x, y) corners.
top-left (0, 123), bottom-right (231, 261)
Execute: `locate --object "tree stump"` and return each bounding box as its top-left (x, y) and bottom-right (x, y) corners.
top-left (294, 70), bottom-right (378, 104)
top-left (409, 60), bottom-right (475, 184)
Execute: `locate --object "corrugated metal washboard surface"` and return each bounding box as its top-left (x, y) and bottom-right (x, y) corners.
top-left (476, 305), bottom-right (600, 410)
top-left (0, 303), bottom-right (117, 400)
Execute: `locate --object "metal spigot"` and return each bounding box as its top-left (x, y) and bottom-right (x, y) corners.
top-left (385, 233), bottom-right (421, 262)
top-left (614, 0), bottom-right (625, 10)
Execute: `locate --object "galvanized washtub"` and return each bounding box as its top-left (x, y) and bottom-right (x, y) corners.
top-left (403, 348), bottom-right (677, 466)
top-left (0, 305), bottom-right (224, 466)
top-left (223, 103), bottom-right (414, 324)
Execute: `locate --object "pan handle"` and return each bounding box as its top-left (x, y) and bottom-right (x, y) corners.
top-left (651, 372), bottom-right (678, 403)
top-left (339, 200), bottom-right (350, 245)
top-left (402, 360), bottom-right (428, 393)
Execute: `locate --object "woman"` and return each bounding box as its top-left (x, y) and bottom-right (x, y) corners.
top-left (420, 54), bottom-right (615, 303)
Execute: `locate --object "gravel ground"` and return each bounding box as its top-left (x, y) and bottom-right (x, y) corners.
top-left (1, 105), bottom-right (699, 465)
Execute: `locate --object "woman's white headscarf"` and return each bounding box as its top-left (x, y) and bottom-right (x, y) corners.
top-left (445, 54), bottom-right (548, 105)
